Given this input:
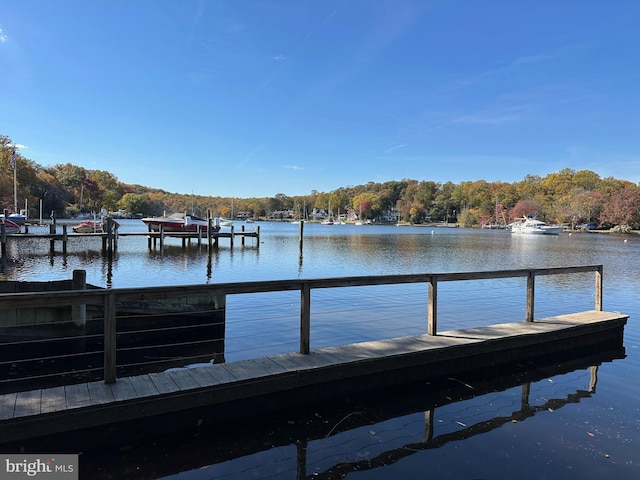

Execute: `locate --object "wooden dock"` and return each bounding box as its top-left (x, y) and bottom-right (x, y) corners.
top-left (0, 265), bottom-right (629, 444)
top-left (0, 309), bottom-right (627, 443)
top-left (0, 222), bottom-right (260, 256)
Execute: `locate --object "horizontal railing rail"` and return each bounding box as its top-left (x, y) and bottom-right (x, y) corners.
top-left (0, 265), bottom-right (603, 387)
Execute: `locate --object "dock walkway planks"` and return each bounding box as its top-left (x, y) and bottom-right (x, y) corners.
top-left (0, 310), bottom-right (628, 443)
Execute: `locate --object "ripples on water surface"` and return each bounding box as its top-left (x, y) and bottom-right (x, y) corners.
top-left (1, 221), bottom-right (639, 479)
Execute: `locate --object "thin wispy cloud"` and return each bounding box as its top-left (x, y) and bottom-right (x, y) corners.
top-left (261, 2), bottom-right (346, 89)
top-left (431, 104), bottom-right (527, 130)
top-left (384, 143), bottom-right (406, 154)
top-left (188, 0), bottom-right (208, 43)
top-left (244, 144), bottom-right (266, 162)
top-left (0, 28), bottom-right (8, 43)
top-left (449, 45), bottom-right (576, 92)
top-left (283, 165), bottom-right (303, 171)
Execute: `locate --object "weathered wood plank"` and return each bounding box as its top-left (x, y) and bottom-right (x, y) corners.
top-left (110, 377), bottom-right (139, 401)
top-left (232, 359), bottom-right (279, 378)
top-left (185, 366), bottom-right (218, 387)
top-left (167, 370), bottom-right (201, 391)
top-left (148, 372), bottom-right (179, 394)
top-left (65, 383), bottom-right (91, 409)
top-left (0, 392), bottom-right (17, 420)
top-left (217, 362), bottom-right (254, 381)
top-left (87, 381), bottom-right (116, 405)
top-left (40, 386), bottom-right (66, 413)
top-left (266, 354), bottom-right (302, 372)
top-left (245, 357), bottom-right (289, 377)
top-left (200, 364), bottom-right (237, 384)
top-left (129, 375), bottom-right (160, 398)
top-left (285, 352), bottom-right (336, 369)
top-left (14, 389), bottom-right (41, 417)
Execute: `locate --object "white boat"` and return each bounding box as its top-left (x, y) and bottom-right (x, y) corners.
top-left (510, 216), bottom-right (563, 235)
top-left (8, 213), bottom-right (26, 225)
top-left (218, 217), bottom-right (234, 227)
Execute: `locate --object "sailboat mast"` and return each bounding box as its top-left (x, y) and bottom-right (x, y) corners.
top-left (12, 148), bottom-right (17, 214)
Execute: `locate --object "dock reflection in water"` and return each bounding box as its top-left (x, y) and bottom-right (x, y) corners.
top-left (4, 347), bottom-right (624, 479)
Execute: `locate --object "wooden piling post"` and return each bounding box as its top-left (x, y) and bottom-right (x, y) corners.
top-left (595, 265), bottom-right (603, 311)
top-left (49, 210), bottom-right (56, 253)
top-left (62, 225), bottom-right (68, 254)
top-left (230, 226), bottom-right (234, 249)
top-left (428, 276), bottom-right (437, 335)
top-left (0, 223), bottom-right (6, 258)
top-left (71, 269), bottom-right (87, 327)
top-left (207, 217), bottom-right (213, 250)
top-left (526, 270), bottom-right (535, 322)
top-left (241, 225), bottom-right (245, 246)
top-left (103, 291), bottom-right (117, 384)
top-left (159, 225), bottom-right (164, 250)
top-left (300, 282), bottom-right (311, 354)
top-left (108, 217), bottom-right (114, 255)
top-left (298, 220), bottom-right (304, 257)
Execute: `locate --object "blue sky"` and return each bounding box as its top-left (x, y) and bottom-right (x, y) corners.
top-left (1, 1), bottom-right (639, 198)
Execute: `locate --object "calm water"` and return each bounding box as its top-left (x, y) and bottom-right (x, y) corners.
top-left (1, 221), bottom-right (639, 479)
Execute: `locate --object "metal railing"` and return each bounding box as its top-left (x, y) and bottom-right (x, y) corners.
top-left (0, 265), bottom-right (603, 387)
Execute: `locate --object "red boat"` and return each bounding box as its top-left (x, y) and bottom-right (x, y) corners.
top-left (0, 217), bottom-right (21, 234)
top-left (141, 213), bottom-right (219, 233)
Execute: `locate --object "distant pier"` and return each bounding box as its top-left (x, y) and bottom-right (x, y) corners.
top-left (0, 219), bottom-right (260, 257)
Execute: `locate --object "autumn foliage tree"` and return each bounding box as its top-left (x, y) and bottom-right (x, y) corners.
top-left (600, 185), bottom-right (640, 227)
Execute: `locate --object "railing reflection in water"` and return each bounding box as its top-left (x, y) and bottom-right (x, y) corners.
top-left (41, 346), bottom-right (623, 480)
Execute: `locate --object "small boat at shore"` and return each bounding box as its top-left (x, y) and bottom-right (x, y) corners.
top-left (7, 213), bottom-right (27, 225)
top-left (510, 216), bottom-right (564, 235)
top-left (72, 219), bottom-right (120, 233)
top-left (141, 213), bottom-right (220, 233)
top-left (0, 217), bottom-right (21, 234)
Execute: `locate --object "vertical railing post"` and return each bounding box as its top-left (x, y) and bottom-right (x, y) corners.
top-left (595, 265), bottom-right (603, 311)
top-left (526, 270), bottom-right (535, 322)
top-left (428, 276), bottom-right (438, 335)
top-left (71, 269), bottom-right (87, 327)
top-left (104, 291), bottom-right (117, 384)
top-left (300, 282), bottom-right (311, 354)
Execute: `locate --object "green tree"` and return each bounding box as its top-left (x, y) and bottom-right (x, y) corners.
top-left (118, 193), bottom-right (157, 216)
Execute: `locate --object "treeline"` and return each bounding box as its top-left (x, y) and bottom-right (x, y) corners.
top-left (2, 135), bottom-right (639, 227)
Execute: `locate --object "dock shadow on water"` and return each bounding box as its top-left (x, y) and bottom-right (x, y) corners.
top-left (0, 346), bottom-right (625, 480)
